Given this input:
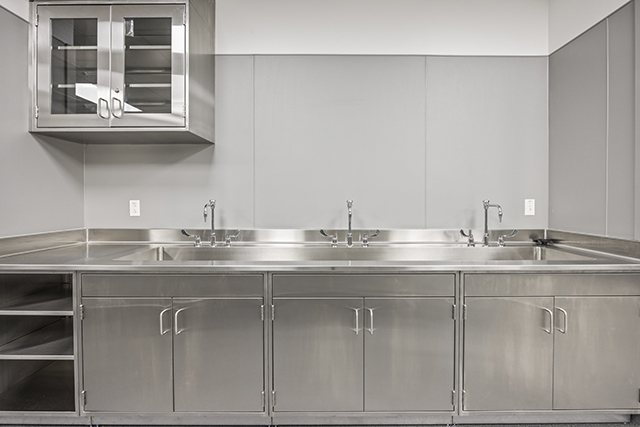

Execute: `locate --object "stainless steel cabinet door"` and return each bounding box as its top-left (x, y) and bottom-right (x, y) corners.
top-left (37, 6), bottom-right (111, 128)
top-left (173, 298), bottom-right (264, 412)
top-left (273, 298), bottom-right (364, 412)
top-left (364, 297), bottom-right (455, 411)
top-left (463, 297), bottom-right (554, 411)
top-left (82, 298), bottom-right (173, 412)
top-left (110, 5), bottom-right (185, 127)
top-left (553, 296), bottom-right (640, 410)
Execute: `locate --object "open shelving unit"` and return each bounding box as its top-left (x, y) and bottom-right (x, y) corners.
top-left (0, 273), bottom-right (75, 413)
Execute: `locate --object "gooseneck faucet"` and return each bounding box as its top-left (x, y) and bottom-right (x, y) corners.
top-left (346, 200), bottom-right (353, 248)
top-left (483, 199), bottom-right (503, 247)
top-left (203, 199), bottom-right (216, 247)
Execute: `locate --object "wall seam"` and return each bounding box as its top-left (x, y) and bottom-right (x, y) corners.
top-left (252, 55), bottom-right (256, 229)
top-left (605, 18), bottom-right (610, 236)
top-left (424, 55), bottom-right (428, 229)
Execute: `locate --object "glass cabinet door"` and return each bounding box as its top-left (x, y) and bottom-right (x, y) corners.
top-left (36, 6), bottom-right (111, 128)
top-left (110, 5), bottom-right (185, 127)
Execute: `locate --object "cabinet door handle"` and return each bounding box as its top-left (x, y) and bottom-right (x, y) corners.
top-left (112, 97), bottom-right (123, 118)
top-left (98, 97), bottom-right (110, 119)
top-left (352, 308), bottom-right (360, 335)
top-left (159, 308), bottom-right (171, 335)
top-left (556, 307), bottom-right (568, 334)
top-left (366, 308), bottom-right (374, 334)
top-left (174, 307), bottom-right (187, 335)
top-left (542, 307), bottom-right (553, 334)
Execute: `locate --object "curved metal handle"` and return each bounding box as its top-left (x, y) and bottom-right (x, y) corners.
top-left (366, 308), bottom-right (374, 334)
top-left (112, 96), bottom-right (123, 118)
top-left (225, 230), bottom-right (241, 247)
top-left (174, 307), bottom-right (187, 335)
top-left (353, 308), bottom-right (360, 335)
top-left (98, 97), bottom-right (110, 119)
top-left (320, 229), bottom-right (335, 238)
top-left (320, 229), bottom-right (338, 248)
top-left (498, 229), bottom-right (519, 247)
top-left (542, 307), bottom-right (553, 334)
top-left (460, 229), bottom-right (470, 238)
top-left (556, 307), bottom-right (568, 334)
top-left (159, 308), bottom-right (171, 335)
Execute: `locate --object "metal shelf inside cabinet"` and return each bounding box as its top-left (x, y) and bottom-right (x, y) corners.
top-left (0, 361), bottom-right (75, 412)
top-left (126, 45), bottom-right (170, 50)
top-left (0, 319), bottom-right (73, 361)
top-left (0, 286), bottom-right (72, 316)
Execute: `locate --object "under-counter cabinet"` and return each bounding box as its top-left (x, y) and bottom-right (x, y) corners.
top-left (80, 274), bottom-right (266, 415)
top-left (31, 0), bottom-right (215, 144)
top-left (462, 274), bottom-right (640, 412)
top-left (0, 273), bottom-right (75, 413)
top-left (271, 274), bottom-right (456, 415)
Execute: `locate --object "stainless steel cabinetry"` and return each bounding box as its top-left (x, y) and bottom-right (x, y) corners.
top-left (463, 274), bottom-right (640, 413)
top-left (81, 298), bottom-right (173, 412)
top-left (173, 298), bottom-right (264, 412)
top-left (553, 296), bottom-right (640, 410)
top-left (273, 298), bottom-right (364, 412)
top-left (32, 1), bottom-right (215, 144)
top-left (272, 274), bottom-right (456, 415)
top-left (463, 297), bottom-right (554, 411)
top-left (364, 298), bottom-right (455, 411)
top-left (80, 274), bottom-right (265, 415)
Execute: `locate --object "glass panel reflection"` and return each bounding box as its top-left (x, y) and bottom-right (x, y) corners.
top-left (124, 17), bottom-right (172, 114)
top-left (51, 19), bottom-right (98, 115)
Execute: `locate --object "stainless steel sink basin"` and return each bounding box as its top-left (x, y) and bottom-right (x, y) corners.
top-left (115, 245), bottom-right (599, 262)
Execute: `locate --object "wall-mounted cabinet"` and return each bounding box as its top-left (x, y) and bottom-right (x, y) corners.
top-left (30, 0), bottom-right (215, 144)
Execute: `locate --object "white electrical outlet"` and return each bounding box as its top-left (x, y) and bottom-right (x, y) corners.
top-left (130, 200), bottom-right (140, 217)
top-left (525, 199), bottom-right (535, 216)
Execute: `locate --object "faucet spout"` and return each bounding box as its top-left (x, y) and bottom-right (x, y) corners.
top-left (483, 199), bottom-right (503, 247)
top-left (346, 200), bottom-right (353, 248)
top-left (204, 199), bottom-right (216, 247)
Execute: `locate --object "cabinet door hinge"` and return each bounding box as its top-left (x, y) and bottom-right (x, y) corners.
top-left (452, 390), bottom-right (456, 406)
top-left (35, 106), bottom-right (39, 119)
top-left (183, 12), bottom-right (187, 25)
top-left (271, 304), bottom-right (275, 321)
top-left (81, 390), bottom-right (86, 405)
top-left (261, 305), bottom-right (264, 321)
top-left (272, 390), bottom-right (276, 407)
top-left (79, 304), bottom-right (84, 320)
top-left (452, 304), bottom-right (457, 319)
top-left (182, 105), bottom-right (186, 118)
top-left (35, 14), bottom-right (39, 27)
top-left (463, 304), bottom-right (468, 320)
top-left (261, 391), bottom-right (265, 409)
top-left (462, 390), bottom-right (466, 408)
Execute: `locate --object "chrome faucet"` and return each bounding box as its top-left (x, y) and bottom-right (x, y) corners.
top-left (203, 199), bottom-right (216, 247)
top-left (346, 200), bottom-right (353, 248)
top-left (483, 199), bottom-right (503, 247)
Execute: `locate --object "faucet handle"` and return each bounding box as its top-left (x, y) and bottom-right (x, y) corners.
top-left (181, 229), bottom-right (202, 247)
top-left (460, 229), bottom-right (475, 247)
top-left (320, 229), bottom-right (338, 248)
top-left (361, 230), bottom-right (380, 247)
top-left (224, 230), bottom-right (241, 247)
top-left (498, 229), bottom-right (518, 247)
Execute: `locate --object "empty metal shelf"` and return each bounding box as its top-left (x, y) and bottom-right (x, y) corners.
top-left (0, 319), bottom-right (73, 360)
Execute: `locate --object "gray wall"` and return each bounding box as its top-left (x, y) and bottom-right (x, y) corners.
top-left (0, 7), bottom-right (84, 238)
top-left (85, 55), bottom-right (548, 231)
top-left (549, 2), bottom-right (636, 240)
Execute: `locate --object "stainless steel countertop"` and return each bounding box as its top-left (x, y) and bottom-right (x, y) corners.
top-left (0, 240), bottom-right (638, 273)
